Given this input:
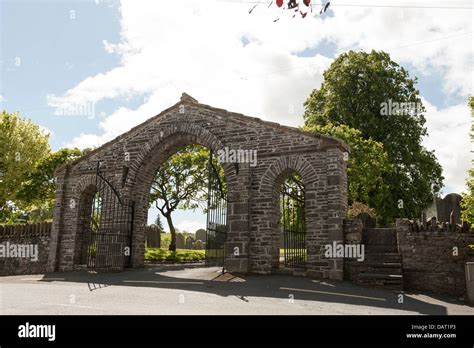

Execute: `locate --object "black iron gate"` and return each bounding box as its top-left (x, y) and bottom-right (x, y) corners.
top-left (205, 151), bottom-right (227, 269)
top-left (79, 162), bottom-right (134, 269)
top-left (280, 175), bottom-right (306, 268)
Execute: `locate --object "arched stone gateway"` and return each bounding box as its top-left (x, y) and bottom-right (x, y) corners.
top-left (47, 93), bottom-right (349, 280)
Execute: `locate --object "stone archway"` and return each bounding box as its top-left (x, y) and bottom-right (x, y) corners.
top-left (125, 130), bottom-right (237, 268)
top-left (47, 93), bottom-right (348, 280)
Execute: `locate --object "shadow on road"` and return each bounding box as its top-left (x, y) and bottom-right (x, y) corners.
top-left (39, 263), bottom-right (450, 315)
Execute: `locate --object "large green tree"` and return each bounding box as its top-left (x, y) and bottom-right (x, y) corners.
top-left (304, 122), bottom-right (391, 217)
top-left (304, 50), bottom-right (443, 223)
top-left (461, 96), bottom-right (474, 224)
top-left (149, 145), bottom-right (211, 251)
top-left (0, 111), bottom-right (50, 222)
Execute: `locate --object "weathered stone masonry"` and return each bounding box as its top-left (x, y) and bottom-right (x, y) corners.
top-left (48, 93), bottom-right (349, 279)
top-left (342, 217), bottom-right (474, 297)
top-left (397, 219), bottom-right (474, 297)
top-left (0, 223), bottom-right (51, 276)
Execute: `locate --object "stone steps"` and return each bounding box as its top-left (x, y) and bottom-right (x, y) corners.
top-left (356, 273), bottom-right (404, 290)
top-left (351, 264), bottom-right (402, 275)
top-left (364, 245), bottom-right (399, 253)
top-left (363, 261), bottom-right (402, 268)
top-left (354, 241), bottom-right (404, 290)
top-left (344, 227), bottom-right (404, 291)
top-left (364, 253), bottom-right (401, 262)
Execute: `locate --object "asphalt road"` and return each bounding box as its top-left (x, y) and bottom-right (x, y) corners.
top-left (1, 263), bottom-right (473, 315)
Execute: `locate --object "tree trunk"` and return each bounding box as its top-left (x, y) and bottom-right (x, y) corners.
top-left (166, 214), bottom-right (177, 252)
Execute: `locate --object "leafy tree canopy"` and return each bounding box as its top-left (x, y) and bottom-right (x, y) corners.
top-left (304, 122), bottom-right (391, 214)
top-left (304, 50), bottom-right (444, 224)
top-left (149, 144), bottom-right (220, 251)
top-left (0, 111), bottom-right (50, 219)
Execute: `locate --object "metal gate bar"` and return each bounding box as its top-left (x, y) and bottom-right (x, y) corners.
top-left (281, 176), bottom-right (306, 269)
top-left (79, 162), bottom-right (134, 269)
top-left (205, 151), bottom-right (227, 269)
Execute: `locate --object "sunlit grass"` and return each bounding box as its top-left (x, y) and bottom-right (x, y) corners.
top-left (145, 247), bottom-right (205, 262)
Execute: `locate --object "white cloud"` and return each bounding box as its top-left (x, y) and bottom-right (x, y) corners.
top-left (175, 220), bottom-right (205, 234)
top-left (53, 0), bottom-right (473, 194)
top-left (422, 98), bottom-right (472, 194)
top-left (67, 132), bottom-right (102, 149)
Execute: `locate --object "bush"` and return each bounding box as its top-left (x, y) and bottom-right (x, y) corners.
top-left (160, 233), bottom-right (172, 250)
top-left (144, 247), bottom-right (205, 263)
top-left (348, 202), bottom-right (376, 218)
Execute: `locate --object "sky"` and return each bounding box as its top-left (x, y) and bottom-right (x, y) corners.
top-left (1, 0), bottom-right (473, 232)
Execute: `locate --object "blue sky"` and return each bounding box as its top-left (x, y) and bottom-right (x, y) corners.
top-left (1, 0), bottom-right (472, 232)
top-left (1, 0), bottom-right (122, 149)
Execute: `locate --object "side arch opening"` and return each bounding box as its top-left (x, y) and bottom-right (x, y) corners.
top-left (274, 171), bottom-right (306, 270)
top-left (73, 170), bottom-right (134, 270)
top-left (74, 184), bottom-right (99, 266)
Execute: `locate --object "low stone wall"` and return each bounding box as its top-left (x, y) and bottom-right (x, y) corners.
top-left (0, 223), bottom-right (51, 276)
top-left (396, 219), bottom-right (474, 297)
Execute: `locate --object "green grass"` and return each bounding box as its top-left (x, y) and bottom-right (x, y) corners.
top-left (145, 247), bottom-right (205, 263)
top-left (279, 248), bottom-right (307, 263)
top-left (279, 248), bottom-right (306, 254)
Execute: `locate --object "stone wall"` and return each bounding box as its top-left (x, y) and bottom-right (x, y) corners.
top-left (0, 223), bottom-right (51, 276)
top-left (397, 219), bottom-right (474, 297)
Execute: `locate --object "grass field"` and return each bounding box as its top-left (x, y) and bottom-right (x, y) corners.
top-left (145, 247), bottom-right (307, 263)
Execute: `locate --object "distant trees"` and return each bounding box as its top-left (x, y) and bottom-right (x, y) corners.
top-left (0, 110), bottom-right (89, 224)
top-left (154, 214), bottom-right (164, 232)
top-left (0, 111), bottom-right (50, 222)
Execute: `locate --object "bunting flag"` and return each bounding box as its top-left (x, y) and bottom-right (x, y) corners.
top-left (248, 4), bottom-right (258, 14)
top-left (320, 1), bottom-right (331, 15)
top-left (249, 0), bottom-right (328, 21)
top-left (288, 0), bottom-right (298, 9)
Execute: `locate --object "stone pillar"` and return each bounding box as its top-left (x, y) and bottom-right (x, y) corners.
top-left (131, 195), bottom-right (147, 268)
top-left (46, 166), bottom-right (69, 273)
top-left (321, 148), bottom-right (347, 281)
top-left (225, 163), bottom-right (251, 273)
top-left (395, 218), bottom-right (410, 255)
top-left (396, 218), bottom-right (410, 232)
